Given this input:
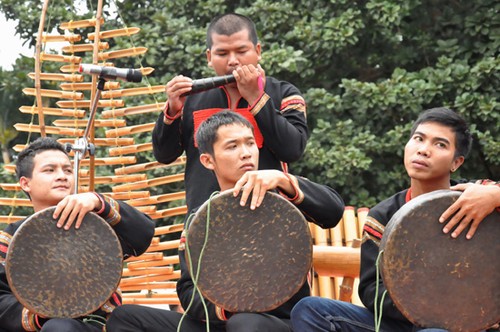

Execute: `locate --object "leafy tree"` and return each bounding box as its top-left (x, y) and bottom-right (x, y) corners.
top-left (0, 0), bottom-right (498, 209)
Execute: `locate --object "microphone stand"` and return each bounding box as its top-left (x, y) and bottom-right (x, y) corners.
top-left (65, 76), bottom-right (106, 194)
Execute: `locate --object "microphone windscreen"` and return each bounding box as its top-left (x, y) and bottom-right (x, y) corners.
top-left (126, 69), bottom-right (143, 83)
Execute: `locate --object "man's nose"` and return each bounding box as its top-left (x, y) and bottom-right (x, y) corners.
top-left (241, 145), bottom-right (252, 158)
top-left (228, 52), bottom-right (240, 66)
top-left (417, 143), bottom-right (430, 156)
top-left (56, 168), bottom-right (69, 179)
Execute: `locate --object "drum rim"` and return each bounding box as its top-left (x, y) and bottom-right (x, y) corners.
top-left (186, 189), bottom-right (313, 312)
top-left (5, 207), bottom-right (123, 318)
top-left (379, 189), bottom-right (500, 330)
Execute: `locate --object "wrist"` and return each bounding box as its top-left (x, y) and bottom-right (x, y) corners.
top-left (163, 101), bottom-right (182, 124)
top-left (279, 173), bottom-right (303, 204)
top-left (92, 192), bottom-right (105, 214)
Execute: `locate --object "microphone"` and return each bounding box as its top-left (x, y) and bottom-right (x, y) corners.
top-left (181, 74), bottom-right (236, 96)
top-left (79, 64), bottom-right (143, 83)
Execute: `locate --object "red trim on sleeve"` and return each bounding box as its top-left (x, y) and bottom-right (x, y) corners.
top-left (363, 224), bottom-right (383, 240)
top-left (281, 98), bottom-right (305, 111)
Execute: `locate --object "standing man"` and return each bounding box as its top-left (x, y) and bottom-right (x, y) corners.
top-left (0, 137), bottom-right (155, 331)
top-left (107, 111), bottom-right (344, 331)
top-left (290, 107), bottom-right (500, 331)
top-left (152, 13), bottom-right (308, 211)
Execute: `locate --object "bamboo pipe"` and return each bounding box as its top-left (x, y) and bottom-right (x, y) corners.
top-left (125, 252), bottom-right (164, 263)
top-left (312, 245), bottom-right (360, 278)
top-left (42, 33), bottom-right (81, 43)
top-left (98, 47), bottom-right (147, 61)
top-left (111, 173), bottom-right (184, 192)
top-left (56, 99), bottom-right (125, 108)
top-left (101, 191), bottom-right (150, 200)
top-left (148, 206), bottom-right (188, 220)
top-left (154, 223), bottom-right (184, 235)
top-left (19, 106), bottom-right (85, 117)
top-left (78, 156), bottom-right (136, 166)
top-left (40, 53), bottom-right (82, 63)
top-left (52, 119), bottom-right (126, 127)
top-left (88, 27), bottom-right (140, 40)
top-left (101, 85), bottom-right (165, 99)
top-left (101, 102), bottom-right (164, 118)
top-left (105, 123), bottom-right (156, 138)
top-left (119, 282), bottom-right (178, 293)
top-left (62, 42), bottom-right (109, 53)
top-left (119, 272), bottom-right (177, 286)
top-left (57, 137), bottom-right (135, 146)
top-left (146, 239), bottom-right (181, 252)
top-left (0, 216), bottom-right (25, 223)
top-left (23, 88), bottom-right (83, 100)
top-left (14, 123), bottom-right (84, 136)
top-left (59, 17), bottom-right (104, 29)
top-left (114, 157), bottom-right (187, 175)
top-left (125, 192), bottom-right (186, 207)
top-left (121, 294), bottom-right (180, 304)
top-left (122, 266), bottom-right (174, 277)
top-left (28, 72), bottom-right (84, 82)
top-left (127, 256), bottom-right (179, 270)
top-left (108, 143), bottom-right (152, 156)
top-left (0, 198), bottom-right (31, 207)
top-left (59, 81), bottom-right (120, 91)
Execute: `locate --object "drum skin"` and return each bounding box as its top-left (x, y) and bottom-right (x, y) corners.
top-left (186, 190), bottom-right (313, 313)
top-left (6, 207), bottom-right (123, 318)
top-left (380, 190), bottom-right (500, 332)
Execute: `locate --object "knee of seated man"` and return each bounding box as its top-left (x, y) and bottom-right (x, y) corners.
top-left (226, 312), bottom-right (288, 332)
top-left (40, 318), bottom-right (89, 332)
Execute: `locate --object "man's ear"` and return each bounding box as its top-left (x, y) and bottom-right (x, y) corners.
top-left (206, 49), bottom-right (212, 68)
top-left (200, 153), bottom-right (215, 170)
top-left (451, 156), bottom-right (465, 172)
top-left (19, 176), bottom-right (31, 193)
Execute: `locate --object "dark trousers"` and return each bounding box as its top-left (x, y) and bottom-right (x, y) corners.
top-left (40, 318), bottom-right (102, 332)
top-left (106, 304), bottom-right (292, 332)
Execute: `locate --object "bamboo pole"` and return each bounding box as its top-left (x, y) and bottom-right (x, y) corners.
top-left (33, 0), bottom-right (51, 137)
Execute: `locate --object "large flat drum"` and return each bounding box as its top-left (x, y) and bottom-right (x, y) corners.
top-left (186, 190), bottom-right (313, 313)
top-left (380, 190), bottom-right (500, 331)
top-left (6, 207), bottom-right (123, 318)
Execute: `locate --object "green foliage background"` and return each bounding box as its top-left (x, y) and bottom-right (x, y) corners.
top-left (0, 0), bottom-right (498, 211)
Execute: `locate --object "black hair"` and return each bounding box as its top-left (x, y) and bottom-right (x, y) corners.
top-left (206, 13), bottom-right (258, 49)
top-left (196, 110), bottom-right (254, 156)
top-left (16, 137), bottom-right (68, 180)
top-left (410, 107), bottom-right (472, 158)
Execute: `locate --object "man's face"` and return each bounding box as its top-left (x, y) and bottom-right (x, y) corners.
top-left (20, 150), bottom-right (74, 209)
top-left (201, 124), bottom-right (259, 191)
top-left (404, 122), bottom-right (463, 183)
top-left (206, 29), bottom-right (261, 77)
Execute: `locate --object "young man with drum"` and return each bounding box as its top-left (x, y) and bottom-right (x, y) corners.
top-left (290, 107), bottom-right (500, 331)
top-left (106, 110), bottom-right (345, 331)
top-left (0, 137), bottom-right (155, 331)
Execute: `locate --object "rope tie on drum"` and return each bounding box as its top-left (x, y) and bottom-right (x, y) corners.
top-left (374, 250), bottom-right (388, 332)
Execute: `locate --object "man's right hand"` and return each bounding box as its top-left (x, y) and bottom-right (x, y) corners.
top-left (165, 75), bottom-right (193, 117)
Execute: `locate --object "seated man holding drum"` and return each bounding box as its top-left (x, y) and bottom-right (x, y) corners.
top-left (0, 137), bottom-right (155, 331)
top-left (106, 110), bottom-right (345, 331)
top-left (290, 107), bottom-right (500, 331)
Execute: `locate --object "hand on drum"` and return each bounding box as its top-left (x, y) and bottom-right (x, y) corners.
top-left (439, 183), bottom-right (500, 239)
top-left (53, 192), bottom-right (103, 230)
top-left (233, 170), bottom-right (295, 210)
